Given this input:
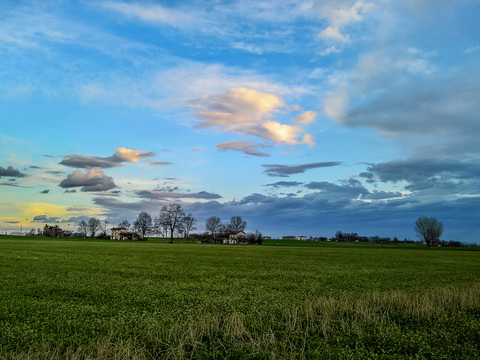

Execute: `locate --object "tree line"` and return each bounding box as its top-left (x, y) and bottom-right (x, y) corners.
top-left (36, 215), bottom-right (474, 248)
top-left (71, 203), bottom-right (262, 243)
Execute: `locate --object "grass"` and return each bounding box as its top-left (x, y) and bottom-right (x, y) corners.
top-left (0, 236), bottom-right (479, 359)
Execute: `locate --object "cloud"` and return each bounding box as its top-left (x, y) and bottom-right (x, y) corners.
top-left (59, 168), bottom-right (117, 192)
top-left (319, 26), bottom-right (349, 42)
top-left (263, 162), bottom-right (342, 177)
top-left (40, 189), bottom-right (50, 194)
top-left (264, 181), bottom-right (304, 188)
top-left (0, 166), bottom-right (26, 178)
top-left (365, 190), bottom-right (403, 200)
top-left (60, 147), bottom-right (155, 168)
top-left (318, 46), bottom-right (342, 56)
top-left (216, 140), bottom-right (272, 157)
top-left (136, 190), bottom-right (222, 200)
top-left (360, 158), bottom-right (480, 185)
top-left (189, 87), bottom-right (285, 129)
top-left (145, 160), bottom-right (173, 166)
top-left (187, 87), bottom-right (316, 148)
top-left (102, 2), bottom-right (204, 29)
top-left (359, 158), bottom-right (480, 199)
top-left (464, 45), bottom-right (480, 55)
top-left (303, 178), bottom-right (372, 202)
top-left (32, 215), bottom-right (60, 224)
top-left (319, 1), bottom-right (375, 42)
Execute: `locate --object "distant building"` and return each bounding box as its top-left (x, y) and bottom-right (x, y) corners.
top-left (111, 227), bottom-right (142, 241)
top-left (298, 236), bottom-right (307, 241)
top-left (223, 231), bottom-right (246, 244)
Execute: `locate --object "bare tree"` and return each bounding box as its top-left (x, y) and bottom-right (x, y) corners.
top-left (183, 213), bottom-right (197, 240)
top-left (117, 220), bottom-right (131, 230)
top-left (99, 220), bottom-right (109, 237)
top-left (160, 204), bottom-right (186, 243)
top-left (227, 216), bottom-right (247, 232)
top-left (205, 216), bottom-right (221, 238)
top-left (88, 217), bottom-right (101, 238)
top-left (78, 220), bottom-right (88, 238)
top-left (414, 217), bottom-right (444, 246)
top-left (134, 211), bottom-right (152, 239)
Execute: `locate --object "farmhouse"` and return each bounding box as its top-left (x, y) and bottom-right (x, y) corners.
top-left (223, 231), bottom-right (246, 244)
top-left (298, 236), bottom-right (308, 241)
top-left (111, 227), bottom-right (142, 241)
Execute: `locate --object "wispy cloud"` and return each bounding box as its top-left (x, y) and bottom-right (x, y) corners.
top-left (263, 162), bottom-right (341, 177)
top-left (136, 190), bottom-right (222, 200)
top-left (216, 140), bottom-right (272, 157)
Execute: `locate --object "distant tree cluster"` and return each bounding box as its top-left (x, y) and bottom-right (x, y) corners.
top-left (43, 224), bottom-right (71, 238)
top-left (200, 215), bottom-right (262, 244)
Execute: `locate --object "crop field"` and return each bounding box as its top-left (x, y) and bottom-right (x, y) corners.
top-left (0, 236), bottom-right (479, 359)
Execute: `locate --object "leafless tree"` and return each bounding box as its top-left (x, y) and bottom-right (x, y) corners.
top-left (160, 204), bottom-right (186, 243)
top-left (183, 213), bottom-right (197, 240)
top-left (99, 219), bottom-right (109, 237)
top-left (227, 216), bottom-right (247, 232)
top-left (78, 220), bottom-right (88, 238)
top-left (205, 216), bottom-right (221, 238)
top-left (134, 211), bottom-right (152, 239)
top-left (414, 217), bottom-right (444, 246)
top-left (117, 220), bottom-right (131, 230)
top-left (88, 217), bottom-right (101, 238)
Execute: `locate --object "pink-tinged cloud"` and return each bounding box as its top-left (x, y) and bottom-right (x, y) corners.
top-left (216, 140), bottom-right (272, 157)
top-left (187, 87), bottom-right (316, 148)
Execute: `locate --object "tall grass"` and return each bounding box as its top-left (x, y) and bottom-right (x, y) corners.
top-left (2, 283), bottom-right (479, 359)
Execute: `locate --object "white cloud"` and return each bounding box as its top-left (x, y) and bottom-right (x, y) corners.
top-left (102, 2), bottom-right (200, 29)
top-left (318, 1), bottom-right (375, 43)
top-left (318, 46), bottom-right (342, 56)
top-left (464, 45), bottom-right (480, 55)
top-left (319, 26), bottom-right (350, 42)
top-left (292, 111), bottom-right (318, 125)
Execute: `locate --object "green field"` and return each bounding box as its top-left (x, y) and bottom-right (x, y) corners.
top-left (1, 236), bottom-right (479, 359)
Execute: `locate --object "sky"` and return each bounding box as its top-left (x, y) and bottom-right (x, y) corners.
top-left (1, 0), bottom-right (479, 242)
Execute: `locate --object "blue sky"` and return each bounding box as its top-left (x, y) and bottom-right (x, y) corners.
top-left (1, 0), bottom-right (479, 242)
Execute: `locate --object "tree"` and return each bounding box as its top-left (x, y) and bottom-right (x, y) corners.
top-left (134, 211), bottom-right (152, 239)
top-left (43, 224), bottom-right (63, 238)
top-left (118, 220), bottom-right (130, 230)
top-left (99, 219), bottom-right (109, 237)
top-left (78, 220), bottom-right (88, 238)
top-left (183, 213), bottom-right (197, 240)
top-left (88, 217), bottom-right (101, 238)
top-left (245, 230), bottom-right (263, 244)
top-left (414, 217), bottom-right (444, 246)
top-left (159, 204), bottom-right (186, 243)
top-left (205, 216), bottom-right (221, 238)
top-left (227, 216), bottom-right (247, 232)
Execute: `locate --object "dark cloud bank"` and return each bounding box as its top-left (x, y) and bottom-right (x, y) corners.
top-left (92, 157), bottom-right (480, 243)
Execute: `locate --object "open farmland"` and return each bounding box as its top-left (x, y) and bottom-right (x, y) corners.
top-left (0, 236), bottom-right (479, 359)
